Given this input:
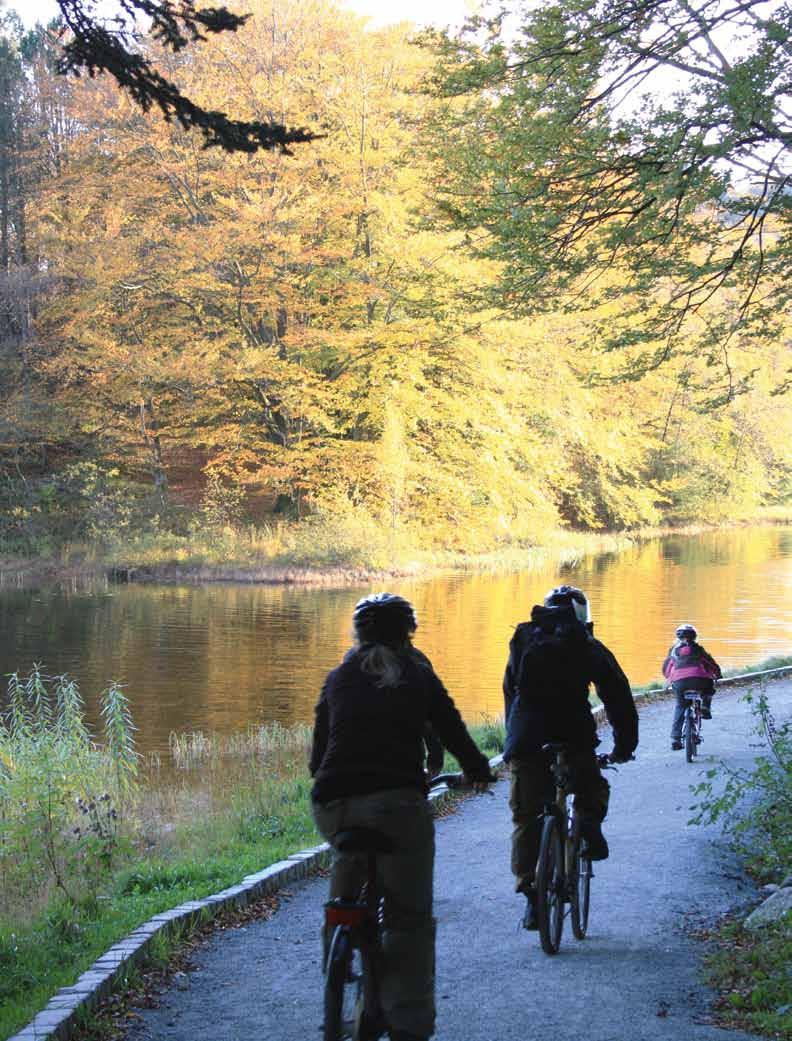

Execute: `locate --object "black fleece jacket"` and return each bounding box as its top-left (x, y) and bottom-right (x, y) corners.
top-left (310, 647), bottom-right (491, 804)
top-left (502, 605), bottom-right (639, 761)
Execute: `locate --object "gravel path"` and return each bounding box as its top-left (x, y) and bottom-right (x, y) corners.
top-left (127, 679), bottom-right (792, 1041)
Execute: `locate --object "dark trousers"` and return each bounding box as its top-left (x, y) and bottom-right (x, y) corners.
top-left (671, 681), bottom-right (714, 741)
top-left (509, 749), bottom-right (610, 893)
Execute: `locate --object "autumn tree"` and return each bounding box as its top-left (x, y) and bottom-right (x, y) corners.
top-left (0, 19), bottom-right (66, 460)
top-left (4, 0), bottom-right (792, 555)
top-left (426, 0), bottom-right (792, 399)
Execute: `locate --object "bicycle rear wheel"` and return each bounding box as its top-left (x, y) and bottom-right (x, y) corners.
top-left (569, 832), bottom-right (591, 940)
top-left (684, 708), bottom-right (696, 762)
top-left (323, 927), bottom-right (360, 1041)
top-left (536, 815), bottom-right (564, 955)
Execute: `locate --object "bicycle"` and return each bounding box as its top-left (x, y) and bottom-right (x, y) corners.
top-left (534, 743), bottom-right (618, 956)
top-left (321, 772), bottom-right (493, 1041)
top-left (681, 690), bottom-right (704, 763)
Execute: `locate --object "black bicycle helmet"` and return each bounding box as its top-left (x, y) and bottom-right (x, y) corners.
top-left (353, 592), bottom-right (417, 645)
top-left (544, 584), bottom-right (591, 625)
top-left (675, 623), bottom-right (697, 641)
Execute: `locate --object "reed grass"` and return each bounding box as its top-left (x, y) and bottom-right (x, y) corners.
top-left (87, 511), bottom-right (792, 579)
top-left (0, 680), bottom-right (320, 1041)
top-left (168, 722), bottom-right (313, 769)
top-left (78, 522), bottom-right (642, 585)
top-left (0, 670), bottom-right (138, 917)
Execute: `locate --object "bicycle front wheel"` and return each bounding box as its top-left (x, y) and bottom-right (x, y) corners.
top-left (684, 708), bottom-right (696, 762)
top-left (569, 830), bottom-right (591, 940)
top-left (536, 815), bottom-right (564, 955)
top-left (323, 927), bottom-right (360, 1041)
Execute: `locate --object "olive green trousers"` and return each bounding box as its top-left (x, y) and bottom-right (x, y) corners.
top-left (509, 751), bottom-right (610, 892)
top-left (313, 787), bottom-right (436, 1039)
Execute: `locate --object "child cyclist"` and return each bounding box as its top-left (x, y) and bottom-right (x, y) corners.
top-left (662, 623), bottom-right (722, 751)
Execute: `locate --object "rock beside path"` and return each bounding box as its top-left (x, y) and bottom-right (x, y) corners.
top-left (744, 885), bottom-right (792, 931)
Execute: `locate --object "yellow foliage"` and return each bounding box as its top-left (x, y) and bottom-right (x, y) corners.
top-left (6, 0), bottom-right (790, 557)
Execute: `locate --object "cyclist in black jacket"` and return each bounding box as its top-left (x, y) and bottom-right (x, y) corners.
top-left (311, 593), bottom-right (492, 1041)
top-left (503, 585), bottom-right (638, 929)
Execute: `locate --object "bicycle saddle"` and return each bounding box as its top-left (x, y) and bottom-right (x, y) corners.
top-left (542, 742), bottom-right (568, 753)
top-left (333, 827), bottom-right (395, 854)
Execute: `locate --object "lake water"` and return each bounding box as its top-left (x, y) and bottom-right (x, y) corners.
top-left (1, 527), bottom-right (791, 755)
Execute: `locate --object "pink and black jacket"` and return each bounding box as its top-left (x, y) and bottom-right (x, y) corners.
top-left (662, 641), bottom-right (722, 688)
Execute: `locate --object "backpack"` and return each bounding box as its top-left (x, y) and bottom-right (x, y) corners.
top-left (508, 609), bottom-right (589, 702)
top-left (670, 641), bottom-right (705, 667)
top-left (503, 608), bottom-right (591, 760)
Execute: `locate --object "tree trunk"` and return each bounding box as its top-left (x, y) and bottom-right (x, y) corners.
top-left (139, 398), bottom-right (169, 510)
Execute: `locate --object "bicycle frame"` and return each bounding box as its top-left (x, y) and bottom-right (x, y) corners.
top-left (546, 747), bottom-right (574, 869)
top-left (535, 745), bottom-right (611, 953)
top-left (684, 692), bottom-right (703, 722)
top-left (534, 746), bottom-right (579, 954)
top-left (550, 749), bottom-right (594, 893)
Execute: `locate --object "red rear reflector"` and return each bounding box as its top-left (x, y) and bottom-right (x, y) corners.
top-left (325, 902), bottom-right (366, 927)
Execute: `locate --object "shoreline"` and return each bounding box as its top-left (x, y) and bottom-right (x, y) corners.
top-left (2, 513), bottom-right (791, 591)
top-left (0, 558), bottom-right (402, 590)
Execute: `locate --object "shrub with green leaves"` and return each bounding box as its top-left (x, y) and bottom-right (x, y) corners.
top-left (198, 471), bottom-right (246, 531)
top-left (690, 688), bottom-right (792, 880)
top-left (0, 669), bottom-right (138, 913)
top-left (688, 688), bottom-right (792, 1038)
top-left (0, 463), bottom-right (147, 555)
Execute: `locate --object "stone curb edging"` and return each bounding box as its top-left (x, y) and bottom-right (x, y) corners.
top-left (712, 664), bottom-right (792, 686)
top-left (7, 759), bottom-right (501, 1041)
top-left (7, 848), bottom-right (333, 1041)
top-left (12, 665), bottom-right (792, 1041)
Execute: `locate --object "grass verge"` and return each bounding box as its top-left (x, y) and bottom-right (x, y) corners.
top-left (722, 655), bottom-right (792, 678)
top-left (689, 687), bottom-right (792, 1038)
top-left (0, 786), bottom-right (318, 1041)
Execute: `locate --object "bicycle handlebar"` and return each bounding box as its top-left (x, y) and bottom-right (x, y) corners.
top-left (429, 770), bottom-right (499, 791)
top-left (597, 752), bottom-right (635, 768)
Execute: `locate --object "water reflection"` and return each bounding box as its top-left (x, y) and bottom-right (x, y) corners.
top-left (1, 528), bottom-right (790, 754)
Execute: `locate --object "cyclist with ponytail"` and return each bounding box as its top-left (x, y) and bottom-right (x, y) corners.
top-left (310, 593), bottom-right (492, 1041)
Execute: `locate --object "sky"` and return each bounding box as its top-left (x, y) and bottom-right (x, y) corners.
top-left (16, 0), bottom-right (473, 29)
